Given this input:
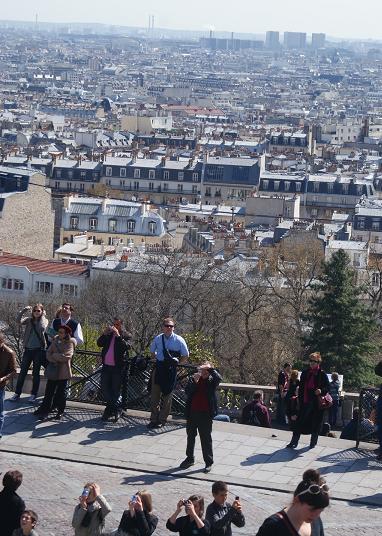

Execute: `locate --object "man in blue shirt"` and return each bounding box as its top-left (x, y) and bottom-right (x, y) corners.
top-left (148, 317), bottom-right (189, 428)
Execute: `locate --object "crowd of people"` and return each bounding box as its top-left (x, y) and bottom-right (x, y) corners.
top-left (0, 468), bottom-right (331, 536)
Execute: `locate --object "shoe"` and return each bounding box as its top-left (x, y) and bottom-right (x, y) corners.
top-left (156, 423), bottom-right (164, 428)
top-left (309, 444), bottom-right (317, 450)
top-left (28, 395), bottom-right (37, 403)
top-left (204, 464), bottom-right (213, 473)
top-left (33, 409), bottom-right (48, 419)
top-left (112, 411), bottom-right (120, 423)
top-left (180, 458), bottom-right (195, 469)
top-left (286, 443), bottom-right (297, 449)
top-left (147, 421), bottom-right (159, 429)
top-left (101, 408), bottom-right (112, 421)
top-left (10, 394), bottom-right (20, 402)
top-left (53, 413), bottom-right (63, 420)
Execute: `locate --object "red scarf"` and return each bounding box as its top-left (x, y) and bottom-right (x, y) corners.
top-left (304, 366), bottom-right (320, 404)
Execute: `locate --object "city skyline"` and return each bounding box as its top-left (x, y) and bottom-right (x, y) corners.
top-left (1, 0), bottom-right (382, 41)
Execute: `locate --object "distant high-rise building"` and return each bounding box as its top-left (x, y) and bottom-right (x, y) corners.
top-left (284, 32), bottom-right (307, 49)
top-left (311, 33), bottom-right (326, 49)
top-left (265, 31), bottom-right (280, 49)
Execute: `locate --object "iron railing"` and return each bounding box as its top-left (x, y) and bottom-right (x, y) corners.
top-left (356, 387), bottom-right (380, 447)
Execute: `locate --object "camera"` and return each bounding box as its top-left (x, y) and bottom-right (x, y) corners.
top-left (182, 499), bottom-right (189, 506)
top-left (81, 488), bottom-right (90, 498)
top-left (131, 494), bottom-right (138, 503)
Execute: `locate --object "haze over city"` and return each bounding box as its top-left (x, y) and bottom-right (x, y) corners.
top-left (1, 0), bottom-right (382, 40)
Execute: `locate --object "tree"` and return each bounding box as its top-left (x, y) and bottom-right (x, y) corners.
top-left (303, 249), bottom-right (379, 389)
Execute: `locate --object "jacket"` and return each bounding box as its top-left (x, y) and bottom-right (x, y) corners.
top-left (256, 511), bottom-right (324, 536)
top-left (240, 400), bottom-right (271, 427)
top-left (17, 307), bottom-right (49, 349)
top-left (72, 494), bottom-right (112, 536)
top-left (185, 368), bottom-right (222, 418)
top-left (166, 515), bottom-right (209, 536)
top-left (0, 344), bottom-right (17, 389)
top-left (0, 488), bottom-right (26, 536)
top-left (298, 368), bottom-right (330, 410)
top-left (205, 501), bottom-right (245, 536)
top-left (118, 509), bottom-right (158, 536)
top-left (46, 336), bottom-right (76, 380)
top-left (97, 330), bottom-right (131, 370)
top-left (12, 530), bottom-right (39, 536)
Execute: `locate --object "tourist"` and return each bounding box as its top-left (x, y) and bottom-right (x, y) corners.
top-left (240, 391), bottom-right (271, 428)
top-left (49, 302), bottom-right (84, 345)
top-left (286, 352), bottom-right (330, 450)
top-left (97, 317), bottom-right (132, 422)
top-left (117, 490), bottom-right (158, 536)
top-left (11, 304), bottom-right (49, 403)
top-left (12, 510), bottom-right (39, 536)
top-left (34, 325), bottom-right (76, 420)
top-left (72, 482), bottom-right (112, 536)
top-left (276, 363), bottom-right (292, 425)
top-left (0, 470), bottom-right (25, 536)
top-left (285, 369), bottom-right (300, 431)
top-left (328, 372), bottom-right (341, 427)
top-left (340, 407), bottom-right (374, 441)
top-left (180, 362), bottom-right (222, 473)
top-left (166, 495), bottom-right (208, 536)
top-left (148, 317), bottom-right (189, 429)
top-left (0, 331), bottom-right (17, 439)
top-left (205, 481), bottom-right (245, 536)
top-left (256, 469), bottom-right (328, 536)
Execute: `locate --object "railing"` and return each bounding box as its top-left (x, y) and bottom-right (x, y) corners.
top-left (356, 387), bottom-right (380, 448)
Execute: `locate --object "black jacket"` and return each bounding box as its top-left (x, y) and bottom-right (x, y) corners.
top-left (166, 515), bottom-right (209, 536)
top-left (297, 368), bottom-right (329, 409)
top-left (185, 368), bottom-right (222, 418)
top-left (118, 509), bottom-right (158, 536)
top-left (205, 501), bottom-right (245, 536)
top-left (256, 511), bottom-right (324, 536)
top-left (97, 330), bottom-right (132, 369)
top-left (0, 488), bottom-right (25, 536)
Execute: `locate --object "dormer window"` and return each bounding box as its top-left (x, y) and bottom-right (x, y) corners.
top-left (127, 219), bottom-right (136, 233)
top-left (109, 219), bottom-right (117, 232)
top-left (148, 221), bottom-right (157, 234)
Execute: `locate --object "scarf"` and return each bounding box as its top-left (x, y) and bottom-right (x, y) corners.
top-left (304, 367), bottom-right (320, 404)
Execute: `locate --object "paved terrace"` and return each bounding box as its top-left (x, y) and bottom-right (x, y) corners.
top-left (1, 393), bottom-right (382, 534)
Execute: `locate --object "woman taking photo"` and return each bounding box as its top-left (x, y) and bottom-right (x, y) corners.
top-left (34, 324), bottom-right (76, 420)
top-left (117, 490), bottom-right (157, 536)
top-left (11, 304), bottom-right (49, 403)
top-left (167, 495), bottom-right (208, 536)
top-left (256, 469), bottom-right (329, 536)
top-left (72, 482), bottom-right (111, 536)
top-left (286, 353), bottom-right (330, 450)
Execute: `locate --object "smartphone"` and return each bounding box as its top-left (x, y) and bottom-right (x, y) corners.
top-left (235, 496), bottom-right (240, 501)
top-left (81, 488), bottom-right (90, 498)
top-left (131, 494), bottom-right (137, 503)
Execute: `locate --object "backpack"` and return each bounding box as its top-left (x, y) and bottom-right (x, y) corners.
top-left (249, 403), bottom-right (262, 426)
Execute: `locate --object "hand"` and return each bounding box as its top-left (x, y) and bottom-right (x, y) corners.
top-left (111, 326), bottom-right (120, 337)
top-left (79, 495), bottom-right (88, 509)
top-left (193, 372), bottom-right (201, 383)
top-left (0, 377), bottom-right (5, 384)
top-left (134, 495), bottom-right (143, 511)
top-left (177, 499), bottom-right (184, 510)
top-left (92, 483), bottom-right (100, 498)
top-left (185, 500), bottom-right (195, 516)
top-left (232, 499), bottom-right (242, 512)
top-left (315, 388), bottom-right (321, 396)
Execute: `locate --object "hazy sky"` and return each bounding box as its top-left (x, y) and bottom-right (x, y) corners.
top-left (1, 0), bottom-right (382, 40)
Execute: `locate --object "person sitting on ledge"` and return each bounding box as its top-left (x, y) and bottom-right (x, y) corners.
top-left (240, 391), bottom-right (271, 428)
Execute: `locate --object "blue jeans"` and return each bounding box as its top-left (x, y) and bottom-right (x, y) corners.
top-left (15, 348), bottom-right (44, 396)
top-left (0, 387), bottom-right (5, 437)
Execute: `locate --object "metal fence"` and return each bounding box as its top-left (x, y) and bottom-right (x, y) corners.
top-left (67, 350), bottom-right (196, 416)
top-left (356, 387), bottom-right (380, 448)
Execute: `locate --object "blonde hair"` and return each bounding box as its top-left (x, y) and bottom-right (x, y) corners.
top-left (290, 369), bottom-right (299, 381)
top-left (137, 490), bottom-right (153, 512)
top-left (309, 352), bottom-right (322, 362)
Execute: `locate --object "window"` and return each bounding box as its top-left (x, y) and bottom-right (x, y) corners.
top-left (295, 182), bottom-right (302, 192)
top-left (127, 219), bottom-right (136, 233)
top-left (284, 181), bottom-right (290, 191)
top-left (192, 172), bottom-right (199, 181)
top-left (311, 209), bottom-right (318, 216)
top-left (274, 181), bottom-right (280, 191)
top-left (56, 170), bottom-right (62, 178)
top-left (357, 185), bottom-right (363, 195)
top-left (313, 182), bottom-right (319, 192)
top-left (358, 218), bottom-right (365, 230)
top-left (120, 168), bottom-right (126, 177)
top-left (67, 182), bottom-right (72, 191)
top-left (178, 172), bottom-right (184, 181)
top-left (105, 167), bottom-right (112, 177)
top-left (14, 279), bottom-right (24, 291)
top-left (68, 170), bottom-right (73, 179)
top-left (36, 281), bottom-right (53, 294)
top-left (1, 278), bottom-right (13, 290)
top-left (372, 273), bottom-right (380, 287)
top-left (149, 169), bottom-right (155, 179)
top-left (80, 171), bottom-right (86, 179)
top-left (60, 284), bottom-right (78, 297)
top-left (342, 184), bottom-right (349, 194)
top-left (134, 168), bottom-right (140, 178)
top-left (133, 181), bottom-right (139, 190)
top-left (148, 221), bottom-right (157, 234)
top-left (262, 180), bottom-right (269, 190)
top-left (205, 186), bottom-right (211, 197)
top-left (120, 180), bottom-right (125, 187)
top-left (205, 165), bottom-right (224, 182)
top-left (89, 218), bottom-right (97, 230)
top-left (55, 181), bottom-right (60, 189)
top-left (192, 185), bottom-right (198, 194)
top-left (327, 183), bottom-right (333, 193)
top-left (80, 183), bottom-right (84, 192)
top-left (109, 219), bottom-right (117, 232)
top-left (149, 182), bottom-right (154, 190)
top-left (70, 217), bottom-right (79, 230)
top-left (178, 184), bottom-right (183, 192)
top-left (163, 183), bottom-right (168, 191)
top-left (106, 179), bottom-right (111, 186)
top-left (373, 220), bottom-right (380, 231)
top-left (353, 253), bottom-right (361, 268)
top-left (164, 170), bottom-right (169, 180)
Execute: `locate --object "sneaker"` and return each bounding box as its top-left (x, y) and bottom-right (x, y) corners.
top-left (204, 464), bottom-right (213, 473)
top-left (10, 394), bottom-right (20, 402)
top-left (27, 395), bottom-right (37, 403)
top-left (180, 458), bottom-right (195, 469)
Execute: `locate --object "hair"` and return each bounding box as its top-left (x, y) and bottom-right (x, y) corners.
top-left (163, 317), bottom-right (175, 326)
top-left (62, 302), bottom-right (74, 311)
top-left (331, 372), bottom-right (339, 381)
top-left (137, 490), bottom-right (153, 512)
top-left (283, 362), bottom-right (292, 369)
top-left (212, 481), bottom-right (228, 495)
top-left (309, 352), bottom-right (322, 362)
top-left (22, 510), bottom-right (38, 527)
top-left (188, 495), bottom-right (204, 517)
top-left (58, 324), bottom-right (72, 337)
top-left (253, 391), bottom-right (263, 401)
top-left (290, 369), bottom-right (299, 382)
top-left (293, 469), bottom-right (329, 509)
top-left (113, 316), bottom-right (123, 324)
top-left (3, 470), bottom-right (23, 491)
top-left (31, 303), bottom-right (44, 322)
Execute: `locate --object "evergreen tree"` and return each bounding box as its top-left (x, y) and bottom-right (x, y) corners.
top-left (302, 249), bottom-right (379, 389)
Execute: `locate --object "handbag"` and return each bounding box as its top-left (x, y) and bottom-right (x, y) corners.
top-left (317, 392), bottom-right (333, 410)
top-left (45, 362), bottom-right (59, 381)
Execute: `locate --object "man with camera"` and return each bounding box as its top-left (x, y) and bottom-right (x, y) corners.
top-left (148, 317), bottom-right (189, 429)
top-left (97, 317), bottom-right (132, 422)
top-left (180, 362), bottom-right (222, 473)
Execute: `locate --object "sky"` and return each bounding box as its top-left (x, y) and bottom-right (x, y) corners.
top-left (1, 0), bottom-right (382, 41)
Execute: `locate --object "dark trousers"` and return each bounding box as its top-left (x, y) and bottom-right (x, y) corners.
top-left (101, 365), bottom-right (122, 411)
top-left (329, 400), bottom-right (339, 427)
top-left (291, 430), bottom-right (319, 448)
top-left (186, 411), bottom-right (213, 466)
top-left (15, 348), bottom-right (44, 396)
top-left (40, 379), bottom-right (68, 413)
top-left (276, 395), bottom-right (287, 425)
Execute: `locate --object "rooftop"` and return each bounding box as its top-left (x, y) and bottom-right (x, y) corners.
top-left (0, 252), bottom-right (89, 276)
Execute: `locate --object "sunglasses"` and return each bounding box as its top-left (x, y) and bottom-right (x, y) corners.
top-left (296, 483), bottom-right (329, 498)
top-left (309, 359), bottom-right (320, 364)
top-left (164, 324), bottom-right (175, 328)
top-left (33, 310), bottom-right (42, 313)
